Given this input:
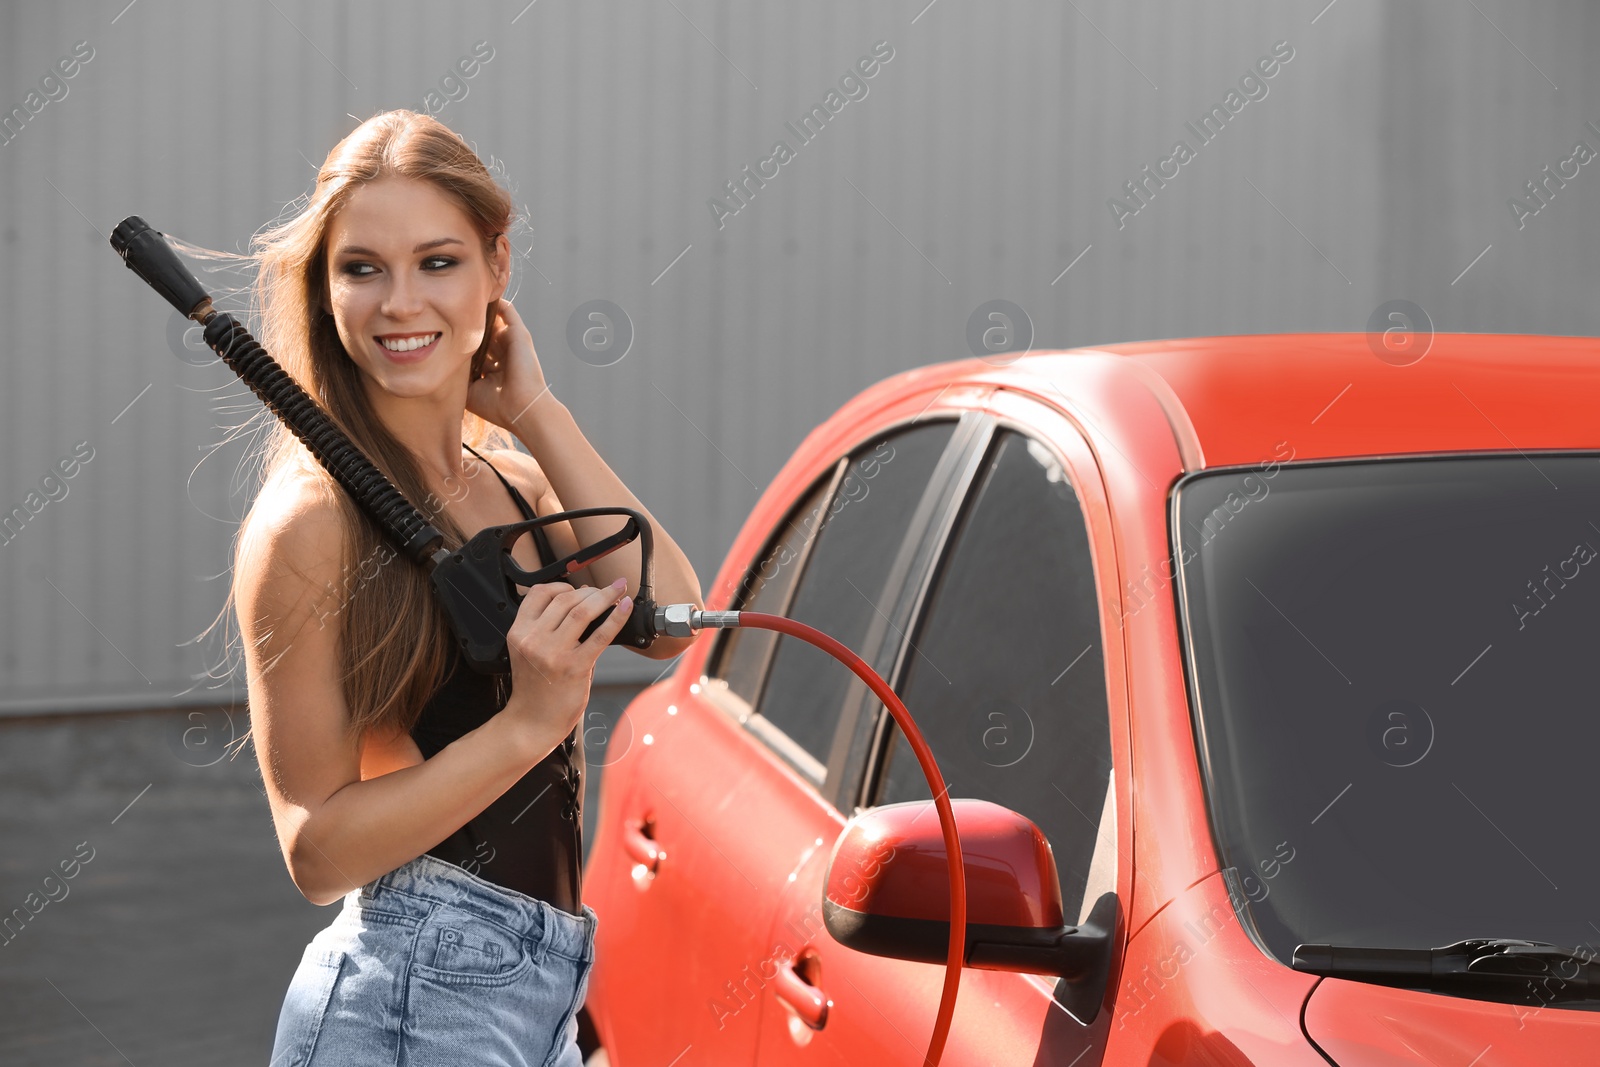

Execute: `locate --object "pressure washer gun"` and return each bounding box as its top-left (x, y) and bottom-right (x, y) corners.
top-left (109, 214), bottom-right (686, 673)
top-left (111, 216), bottom-right (968, 1066)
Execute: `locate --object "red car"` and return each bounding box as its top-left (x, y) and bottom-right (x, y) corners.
top-left (581, 333), bottom-right (1600, 1065)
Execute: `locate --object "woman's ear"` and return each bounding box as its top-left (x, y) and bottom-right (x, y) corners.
top-left (490, 232), bottom-right (511, 301)
top-left (471, 303), bottom-right (494, 380)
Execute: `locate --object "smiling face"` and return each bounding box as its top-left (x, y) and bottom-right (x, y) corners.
top-left (323, 176), bottom-right (508, 402)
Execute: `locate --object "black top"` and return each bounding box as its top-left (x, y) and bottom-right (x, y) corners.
top-left (407, 443), bottom-right (586, 915)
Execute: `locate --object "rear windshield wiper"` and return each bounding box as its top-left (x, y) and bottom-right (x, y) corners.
top-left (1292, 938), bottom-right (1600, 1003)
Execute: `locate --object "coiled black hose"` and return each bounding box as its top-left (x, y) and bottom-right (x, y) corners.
top-left (198, 311), bottom-right (443, 562)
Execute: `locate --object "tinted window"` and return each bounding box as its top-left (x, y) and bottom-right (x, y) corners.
top-left (878, 430), bottom-right (1113, 923)
top-left (712, 476), bottom-right (833, 708)
top-left (1177, 454), bottom-right (1600, 966)
top-left (747, 422), bottom-right (956, 784)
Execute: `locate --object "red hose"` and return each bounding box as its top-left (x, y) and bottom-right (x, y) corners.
top-left (736, 612), bottom-right (965, 1067)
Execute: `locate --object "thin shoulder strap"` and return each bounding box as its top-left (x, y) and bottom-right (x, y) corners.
top-left (460, 442), bottom-right (557, 567)
top-left (460, 443), bottom-right (532, 515)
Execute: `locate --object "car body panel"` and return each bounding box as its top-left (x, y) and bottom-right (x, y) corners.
top-left (1303, 972), bottom-right (1597, 1064)
top-left (1105, 872), bottom-right (1327, 1066)
top-left (581, 677), bottom-right (793, 1062)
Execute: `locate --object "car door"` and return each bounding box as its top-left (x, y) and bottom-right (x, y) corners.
top-left (595, 413), bottom-right (968, 1064)
top-left (754, 395), bottom-right (1132, 1065)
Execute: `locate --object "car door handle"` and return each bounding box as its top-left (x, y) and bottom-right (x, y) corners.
top-left (773, 958), bottom-right (829, 1030)
top-left (622, 818), bottom-right (662, 874)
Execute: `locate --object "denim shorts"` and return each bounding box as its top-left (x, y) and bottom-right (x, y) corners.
top-left (269, 851), bottom-right (598, 1067)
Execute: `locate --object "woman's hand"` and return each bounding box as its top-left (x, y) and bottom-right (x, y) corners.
top-left (467, 297), bottom-right (550, 431)
top-left (498, 576), bottom-right (633, 757)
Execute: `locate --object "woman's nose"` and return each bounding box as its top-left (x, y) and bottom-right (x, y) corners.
top-left (380, 271), bottom-right (425, 318)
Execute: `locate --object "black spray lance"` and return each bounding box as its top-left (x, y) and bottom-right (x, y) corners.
top-left (111, 216), bottom-right (969, 1066)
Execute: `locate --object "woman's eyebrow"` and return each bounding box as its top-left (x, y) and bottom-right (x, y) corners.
top-left (334, 236), bottom-right (466, 257)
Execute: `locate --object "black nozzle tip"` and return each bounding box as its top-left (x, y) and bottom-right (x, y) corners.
top-left (109, 216), bottom-right (151, 259)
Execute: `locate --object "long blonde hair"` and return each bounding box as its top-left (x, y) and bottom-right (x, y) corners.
top-left (204, 109), bottom-right (521, 758)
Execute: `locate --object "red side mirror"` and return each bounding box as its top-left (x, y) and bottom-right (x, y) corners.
top-left (822, 798), bottom-right (1118, 1024)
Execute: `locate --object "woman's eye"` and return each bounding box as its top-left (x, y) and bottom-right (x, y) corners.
top-left (340, 257), bottom-right (455, 277)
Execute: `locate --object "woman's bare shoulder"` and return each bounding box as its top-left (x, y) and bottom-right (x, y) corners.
top-left (237, 470), bottom-right (349, 614)
top-left (245, 468), bottom-right (345, 541)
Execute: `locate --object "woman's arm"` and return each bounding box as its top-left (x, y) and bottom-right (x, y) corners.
top-left (237, 483), bottom-right (567, 906)
top-left (508, 398), bottom-right (704, 660)
top-left (468, 295), bottom-right (702, 659)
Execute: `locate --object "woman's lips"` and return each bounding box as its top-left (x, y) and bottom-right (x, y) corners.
top-left (374, 332), bottom-right (441, 364)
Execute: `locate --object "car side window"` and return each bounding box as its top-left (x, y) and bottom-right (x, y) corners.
top-left (875, 428), bottom-right (1115, 924)
top-left (709, 476), bottom-right (833, 710)
top-left (708, 420), bottom-right (957, 787)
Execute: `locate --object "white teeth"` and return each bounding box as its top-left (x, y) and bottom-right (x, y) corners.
top-left (378, 333), bottom-right (440, 352)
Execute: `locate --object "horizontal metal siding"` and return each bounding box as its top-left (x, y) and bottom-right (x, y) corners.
top-left (1, 0), bottom-right (1595, 713)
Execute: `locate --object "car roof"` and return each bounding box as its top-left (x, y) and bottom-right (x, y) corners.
top-left (913, 332), bottom-right (1599, 470)
top-left (1109, 331), bottom-right (1600, 467)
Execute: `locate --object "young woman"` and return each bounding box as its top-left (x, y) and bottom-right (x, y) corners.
top-left (228, 109), bottom-right (702, 1065)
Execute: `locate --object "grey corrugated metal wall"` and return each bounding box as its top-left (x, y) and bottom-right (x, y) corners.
top-left (2, 0), bottom-right (1596, 712)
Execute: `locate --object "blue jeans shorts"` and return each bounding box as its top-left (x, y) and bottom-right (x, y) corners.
top-left (269, 851), bottom-right (598, 1067)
